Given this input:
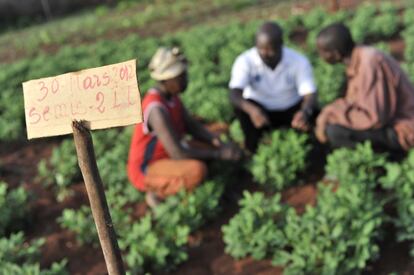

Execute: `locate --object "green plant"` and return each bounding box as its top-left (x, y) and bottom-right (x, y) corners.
top-left (0, 232), bottom-right (68, 274)
top-left (250, 129), bottom-right (310, 191)
top-left (222, 191), bottom-right (287, 259)
top-left (61, 178), bottom-right (225, 272)
top-left (154, 180), bottom-right (224, 232)
top-left (371, 15), bottom-right (399, 39)
top-left (228, 119), bottom-right (244, 145)
top-left (402, 62), bottom-right (414, 83)
top-left (325, 142), bottom-right (388, 186)
top-left (403, 8), bottom-right (414, 27)
top-left (374, 41), bottom-right (391, 54)
top-left (38, 139), bottom-right (79, 201)
top-left (225, 141), bottom-right (387, 274)
top-left (349, 3), bottom-right (377, 43)
top-left (38, 127), bottom-right (141, 202)
top-left (122, 180), bottom-right (225, 273)
top-left (58, 206), bottom-right (99, 245)
top-left (349, 2), bottom-right (399, 43)
top-left (223, 182), bottom-right (384, 275)
top-left (273, 181), bottom-right (383, 275)
top-left (381, 150), bottom-right (414, 256)
top-left (302, 8), bottom-right (328, 30)
top-left (0, 182), bottom-right (29, 235)
top-left (121, 213), bottom-right (189, 274)
top-left (313, 59), bottom-right (345, 107)
top-left (403, 26), bottom-right (414, 63)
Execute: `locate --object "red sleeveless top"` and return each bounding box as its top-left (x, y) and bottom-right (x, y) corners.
top-left (127, 89), bottom-right (186, 191)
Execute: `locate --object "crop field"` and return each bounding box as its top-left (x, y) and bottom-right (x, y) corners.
top-left (1, 0), bottom-right (414, 274)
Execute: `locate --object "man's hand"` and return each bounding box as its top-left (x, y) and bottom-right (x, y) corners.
top-left (218, 143), bottom-right (243, 161)
top-left (248, 105), bottom-right (270, 129)
top-left (395, 123), bottom-right (414, 150)
top-left (291, 110), bottom-right (310, 131)
top-left (315, 125), bottom-right (328, 144)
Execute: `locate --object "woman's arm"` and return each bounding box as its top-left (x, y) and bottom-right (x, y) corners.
top-left (182, 107), bottom-right (221, 146)
top-left (148, 106), bottom-right (220, 160)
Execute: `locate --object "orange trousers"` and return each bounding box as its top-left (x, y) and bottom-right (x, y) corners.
top-left (144, 159), bottom-right (207, 198)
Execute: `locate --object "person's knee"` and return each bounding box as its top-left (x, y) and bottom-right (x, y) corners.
top-left (185, 160), bottom-right (207, 189)
top-left (325, 124), bottom-right (350, 148)
top-left (188, 160), bottom-right (207, 181)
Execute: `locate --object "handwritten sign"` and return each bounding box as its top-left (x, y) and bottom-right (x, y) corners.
top-left (22, 59), bottom-right (142, 139)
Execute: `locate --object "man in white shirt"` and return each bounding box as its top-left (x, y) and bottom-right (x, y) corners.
top-left (229, 22), bottom-right (318, 152)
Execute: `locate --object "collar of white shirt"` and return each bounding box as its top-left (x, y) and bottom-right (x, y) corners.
top-left (252, 46), bottom-right (289, 75)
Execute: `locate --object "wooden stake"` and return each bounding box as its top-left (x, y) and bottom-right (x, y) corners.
top-left (330, 0), bottom-right (340, 11)
top-left (72, 121), bottom-right (125, 275)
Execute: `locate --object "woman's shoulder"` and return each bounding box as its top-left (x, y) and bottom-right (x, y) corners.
top-left (142, 88), bottom-right (184, 111)
top-left (144, 88), bottom-right (162, 99)
top-left (143, 88), bottom-right (164, 105)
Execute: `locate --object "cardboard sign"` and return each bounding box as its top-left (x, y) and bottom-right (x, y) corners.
top-left (22, 59), bottom-right (142, 139)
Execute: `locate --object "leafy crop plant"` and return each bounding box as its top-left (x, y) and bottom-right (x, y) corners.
top-left (250, 129), bottom-right (310, 191)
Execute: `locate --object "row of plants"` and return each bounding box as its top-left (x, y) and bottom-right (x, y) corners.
top-left (381, 151), bottom-right (414, 256)
top-left (0, 0), bottom-right (266, 61)
top-left (1, 2), bottom-right (411, 142)
top-left (0, 182), bottom-right (68, 273)
top-left (223, 143), bottom-right (413, 274)
top-left (38, 127), bottom-right (141, 202)
top-left (60, 175), bottom-right (228, 273)
top-left (402, 7), bottom-right (414, 82)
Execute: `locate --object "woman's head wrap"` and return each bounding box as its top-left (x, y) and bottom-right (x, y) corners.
top-left (148, 47), bottom-right (187, 81)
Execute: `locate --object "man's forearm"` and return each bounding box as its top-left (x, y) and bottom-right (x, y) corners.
top-left (301, 93), bottom-right (317, 111)
top-left (300, 93), bottom-right (318, 120)
top-left (229, 89), bottom-right (256, 114)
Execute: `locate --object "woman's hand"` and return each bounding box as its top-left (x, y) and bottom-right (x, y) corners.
top-left (211, 136), bottom-right (223, 147)
top-left (217, 143), bottom-right (243, 161)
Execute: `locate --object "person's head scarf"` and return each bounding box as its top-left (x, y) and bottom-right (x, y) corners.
top-left (148, 47), bottom-right (187, 81)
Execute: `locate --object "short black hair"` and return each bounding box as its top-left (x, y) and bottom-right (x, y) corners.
top-left (317, 22), bottom-right (355, 57)
top-left (257, 21), bottom-right (283, 45)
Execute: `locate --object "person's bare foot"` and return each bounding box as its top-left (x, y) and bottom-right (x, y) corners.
top-left (145, 192), bottom-right (161, 208)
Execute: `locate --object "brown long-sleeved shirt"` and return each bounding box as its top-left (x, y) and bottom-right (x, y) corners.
top-left (317, 46), bottom-right (414, 150)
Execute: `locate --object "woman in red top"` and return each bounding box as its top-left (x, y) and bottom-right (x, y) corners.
top-left (128, 47), bottom-right (241, 206)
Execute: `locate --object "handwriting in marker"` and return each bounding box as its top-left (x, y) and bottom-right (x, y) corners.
top-left (23, 59), bottom-right (141, 139)
top-left (96, 92), bottom-right (105, 113)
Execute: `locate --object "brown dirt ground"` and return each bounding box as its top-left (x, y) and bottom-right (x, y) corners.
top-left (1, 132), bottom-right (414, 274)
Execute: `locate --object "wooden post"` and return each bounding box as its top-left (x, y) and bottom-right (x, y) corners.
top-left (330, 0), bottom-right (340, 11)
top-left (72, 121), bottom-right (125, 275)
top-left (40, 0), bottom-right (52, 19)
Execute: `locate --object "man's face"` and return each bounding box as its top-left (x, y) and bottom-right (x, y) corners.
top-left (316, 38), bottom-right (341, 64)
top-left (256, 33), bottom-right (283, 69)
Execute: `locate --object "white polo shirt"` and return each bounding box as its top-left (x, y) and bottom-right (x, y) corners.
top-left (229, 47), bottom-right (317, 111)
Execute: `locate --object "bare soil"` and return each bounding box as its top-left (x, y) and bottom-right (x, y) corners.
top-left (1, 133), bottom-right (413, 274)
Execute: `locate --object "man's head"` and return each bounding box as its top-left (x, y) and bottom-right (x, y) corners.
top-left (256, 22), bottom-right (284, 69)
top-left (316, 22), bottom-right (355, 64)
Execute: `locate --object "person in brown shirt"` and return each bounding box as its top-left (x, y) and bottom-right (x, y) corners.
top-left (315, 23), bottom-right (414, 151)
